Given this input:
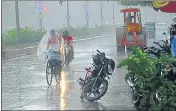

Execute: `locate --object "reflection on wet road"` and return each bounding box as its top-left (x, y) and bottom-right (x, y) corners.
top-left (2, 33), bottom-right (137, 110)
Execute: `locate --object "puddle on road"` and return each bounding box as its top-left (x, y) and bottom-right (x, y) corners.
top-left (27, 66), bottom-right (36, 70)
top-left (74, 49), bottom-right (94, 53)
top-left (75, 48), bottom-right (111, 54)
top-left (30, 71), bottom-right (46, 77)
top-left (71, 60), bottom-right (92, 65)
top-left (74, 52), bottom-right (90, 58)
top-left (15, 105), bottom-right (49, 110)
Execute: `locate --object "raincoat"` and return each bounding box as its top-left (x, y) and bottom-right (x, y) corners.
top-left (37, 30), bottom-right (64, 63)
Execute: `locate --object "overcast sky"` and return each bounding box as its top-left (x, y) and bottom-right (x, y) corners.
top-left (2, 1), bottom-right (173, 32)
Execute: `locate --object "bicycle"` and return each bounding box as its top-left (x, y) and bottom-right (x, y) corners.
top-left (45, 50), bottom-right (62, 86)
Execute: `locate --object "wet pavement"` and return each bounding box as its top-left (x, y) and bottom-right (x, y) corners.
top-left (2, 31), bottom-right (164, 110)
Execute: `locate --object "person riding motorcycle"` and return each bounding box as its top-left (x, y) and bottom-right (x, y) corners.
top-left (62, 30), bottom-right (74, 60)
top-left (46, 29), bottom-right (64, 65)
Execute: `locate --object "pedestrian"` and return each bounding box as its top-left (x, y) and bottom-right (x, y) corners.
top-left (171, 30), bottom-right (176, 57)
top-left (170, 15), bottom-right (176, 42)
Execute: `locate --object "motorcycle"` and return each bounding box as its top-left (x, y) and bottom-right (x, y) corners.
top-left (64, 42), bottom-right (72, 65)
top-left (78, 50), bottom-right (115, 102)
top-left (125, 40), bottom-right (171, 108)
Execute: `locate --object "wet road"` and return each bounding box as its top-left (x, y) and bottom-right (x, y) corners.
top-left (2, 30), bottom-right (165, 110)
top-left (2, 33), bottom-right (136, 110)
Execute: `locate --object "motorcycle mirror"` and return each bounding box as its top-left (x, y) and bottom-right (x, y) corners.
top-left (163, 32), bottom-right (166, 35)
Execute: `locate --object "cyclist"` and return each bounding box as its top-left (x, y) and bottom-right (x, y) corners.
top-left (46, 29), bottom-right (64, 65)
top-left (62, 30), bottom-right (74, 60)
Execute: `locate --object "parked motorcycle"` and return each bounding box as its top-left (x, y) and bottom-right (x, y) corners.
top-left (125, 38), bottom-right (172, 108)
top-left (78, 50), bottom-right (115, 102)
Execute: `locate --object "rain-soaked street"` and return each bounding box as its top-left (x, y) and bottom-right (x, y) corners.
top-left (2, 33), bottom-right (136, 110)
top-left (2, 30), bottom-right (165, 110)
top-left (2, 0), bottom-right (173, 110)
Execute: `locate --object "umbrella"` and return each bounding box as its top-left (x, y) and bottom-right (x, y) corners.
top-left (152, 0), bottom-right (176, 13)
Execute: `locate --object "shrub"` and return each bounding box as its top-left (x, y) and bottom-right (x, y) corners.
top-left (117, 47), bottom-right (176, 110)
top-left (2, 27), bottom-right (47, 45)
top-left (2, 25), bottom-right (115, 46)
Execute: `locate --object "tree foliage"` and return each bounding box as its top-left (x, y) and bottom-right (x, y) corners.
top-left (2, 25), bottom-right (115, 46)
top-left (117, 47), bottom-right (176, 110)
top-left (118, 1), bottom-right (153, 7)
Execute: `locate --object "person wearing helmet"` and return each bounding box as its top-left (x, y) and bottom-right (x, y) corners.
top-left (46, 29), bottom-right (64, 64)
top-left (62, 30), bottom-right (74, 60)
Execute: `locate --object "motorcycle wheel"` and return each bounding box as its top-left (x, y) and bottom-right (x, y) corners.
top-left (54, 67), bottom-right (62, 84)
top-left (132, 90), bottom-right (139, 103)
top-left (150, 92), bottom-right (159, 105)
top-left (82, 78), bottom-right (108, 102)
top-left (131, 91), bottom-right (140, 109)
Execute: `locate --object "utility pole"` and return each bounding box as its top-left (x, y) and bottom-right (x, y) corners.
top-left (15, 1), bottom-right (20, 42)
top-left (35, 1), bottom-right (44, 31)
top-left (100, 1), bottom-right (103, 26)
top-left (38, 12), bottom-right (43, 31)
top-left (83, 1), bottom-right (89, 28)
top-left (86, 14), bottom-right (89, 28)
top-left (112, 2), bottom-right (115, 24)
top-left (66, 1), bottom-right (71, 27)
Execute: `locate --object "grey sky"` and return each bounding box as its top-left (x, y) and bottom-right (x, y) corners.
top-left (2, 1), bottom-right (173, 32)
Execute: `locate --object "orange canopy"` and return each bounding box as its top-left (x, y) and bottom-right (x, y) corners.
top-left (153, 1), bottom-right (176, 13)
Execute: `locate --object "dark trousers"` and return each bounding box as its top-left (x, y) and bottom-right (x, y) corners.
top-left (70, 45), bottom-right (74, 58)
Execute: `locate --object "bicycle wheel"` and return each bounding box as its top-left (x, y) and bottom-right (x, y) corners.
top-left (54, 67), bottom-right (62, 84)
top-left (46, 61), bottom-right (53, 86)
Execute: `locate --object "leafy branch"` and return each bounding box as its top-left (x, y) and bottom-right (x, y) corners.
top-left (117, 47), bottom-right (176, 110)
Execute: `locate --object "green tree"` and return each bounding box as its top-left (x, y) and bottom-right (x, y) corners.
top-left (118, 1), bottom-right (153, 7)
top-left (117, 47), bottom-right (176, 110)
